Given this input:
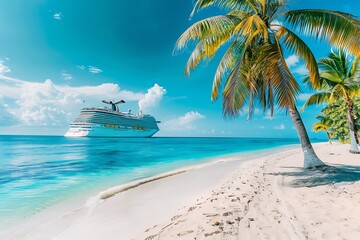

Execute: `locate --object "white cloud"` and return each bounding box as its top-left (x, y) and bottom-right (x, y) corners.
top-left (163, 111), bottom-right (205, 132)
top-left (53, 13), bottom-right (62, 20)
top-left (263, 110), bottom-right (276, 120)
top-left (88, 66), bottom-right (103, 74)
top-left (263, 115), bottom-right (273, 120)
top-left (285, 55), bottom-right (299, 68)
top-left (77, 65), bottom-right (86, 70)
top-left (292, 65), bottom-right (308, 75)
top-left (285, 54), bottom-right (308, 76)
top-left (138, 84), bottom-right (167, 113)
top-left (62, 72), bottom-right (73, 80)
top-left (274, 124), bottom-right (286, 130)
top-left (178, 111), bottom-right (205, 125)
top-left (0, 60), bottom-right (10, 75)
top-left (270, 20), bottom-right (283, 31)
top-left (297, 93), bottom-right (312, 101)
top-left (0, 77), bottom-right (160, 126)
top-left (0, 95), bottom-right (17, 125)
top-left (77, 65), bottom-right (104, 74)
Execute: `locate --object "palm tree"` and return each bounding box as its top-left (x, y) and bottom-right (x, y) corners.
top-left (176, 0), bottom-right (360, 168)
top-left (318, 100), bottom-right (360, 144)
top-left (313, 114), bottom-right (332, 144)
top-left (302, 50), bottom-right (360, 153)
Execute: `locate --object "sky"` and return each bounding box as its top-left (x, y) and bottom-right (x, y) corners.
top-left (0, 0), bottom-right (360, 138)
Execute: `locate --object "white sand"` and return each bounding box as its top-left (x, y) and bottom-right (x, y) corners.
top-left (139, 143), bottom-right (360, 240)
top-left (2, 143), bottom-right (360, 240)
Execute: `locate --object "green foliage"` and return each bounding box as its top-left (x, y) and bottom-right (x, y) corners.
top-left (317, 100), bottom-right (360, 143)
top-left (303, 50), bottom-right (360, 107)
top-left (303, 50), bottom-right (360, 144)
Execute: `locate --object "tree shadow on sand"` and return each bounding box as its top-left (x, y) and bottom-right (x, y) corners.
top-left (269, 164), bottom-right (360, 188)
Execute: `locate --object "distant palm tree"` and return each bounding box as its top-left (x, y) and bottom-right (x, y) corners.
top-left (313, 114), bottom-right (332, 145)
top-left (176, 0), bottom-right (360, 168)
top-left (317, 100), bottom-right (360, 144)
top-left (302, 50), bottom-right (360, 153)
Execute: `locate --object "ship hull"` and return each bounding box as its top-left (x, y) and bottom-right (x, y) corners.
top-left (65, 124), bottom-right (158, 137)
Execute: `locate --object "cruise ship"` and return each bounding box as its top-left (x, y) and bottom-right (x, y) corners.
top-left (64, 100), bottom-right (160, 137)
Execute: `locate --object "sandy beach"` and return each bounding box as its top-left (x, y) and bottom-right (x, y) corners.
top-left (3, 142), bottom-right (360, 240)
top-left (139, 142), bottom-right (360, 240)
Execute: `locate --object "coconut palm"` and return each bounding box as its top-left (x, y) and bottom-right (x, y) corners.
top-left (313, 99), bottom-right (360, 144)
top-left (302, 50), bottom-right (360, 153)
top-left (313, 114), bottom-right (332, 144)
top-left (175, 0), bottom-right (360, 168)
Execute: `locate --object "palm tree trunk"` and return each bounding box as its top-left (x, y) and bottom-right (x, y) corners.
top-left (346, 100), bottom-right (360, 153)
top-left (289, 106), bottom-right (325, 168)
top-left (352, 112), bottom-right (360, 145)
top-left (350, 108), bottom-right (360, 145)
top-left (326, 131), bottom-right (332, 145)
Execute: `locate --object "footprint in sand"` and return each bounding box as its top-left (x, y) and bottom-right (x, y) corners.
top-left (204, 230), bottom-right (221, 237)
top-left (212, 221), bottom-right (224, 226)
top-left (171, 215), bottom-right (182, 221)
top-left (188, 206), bottom-right (197, 212)
top-left (223, 212), bottom-right (233, 216)
top-left (144, 234), bottom-right (158, 240)
top-left (177, 230), bottom-right (194, 236)
top-left (204, 213), bottom-right (219, 217)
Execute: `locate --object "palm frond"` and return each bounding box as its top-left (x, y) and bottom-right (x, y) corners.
top-left (318, 58), bottom-right (344, 83)
top-left (348, 85), bottom-right (360, 98)
top-left (301, 92), bottom-right (330, 111)
top-left (222, 56), bottom-right (251, 117)
top-left (303, 75), bottom-right (332, 91)
top-left (329, 50), bottom-right (349, 79)
top-left (349, 56), bottom-right (360, 79)
top-left (267, 0), bottom-right (286, 21)
top-left (212, 13), bottom-right (268, 101)
top-left (329, 84), bottom-right (348, 102)
top-left (283, 10), bottom-right (360, 56)
top-left (254, 41), bottom-right (300, 109)
top-left (258, 0), bottom-right (266, 16)
top-left (313, 122), bottom-right (330, 132)
top-left (190, 0), bottom-right (257, 18)
top-left (234, 14), bottom-right (269, 40)
top-left (277, 26), bottom-right (320, 88)
top-left (184, 41), bottom-right (220, 76)
top-left (257, 77), bottom-right (275, 117)
top-left (227, 10), bottom-right (251, 18)
top-left (184, 43), bottom-right (203, 76)
top-left (175, 15), bottom-right (239, 52)
top-left (212, 39), bottom-right (245, 100)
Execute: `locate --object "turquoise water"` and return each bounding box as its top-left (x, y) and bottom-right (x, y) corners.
top-left (0, 136), bottom-right (322, 229)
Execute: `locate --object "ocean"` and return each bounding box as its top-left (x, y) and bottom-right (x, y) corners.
top-left (0, 136), bottom-right (321, 231)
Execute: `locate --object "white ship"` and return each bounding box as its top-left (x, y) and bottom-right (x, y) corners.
top-left (64, 100), bottom-right (160, 137)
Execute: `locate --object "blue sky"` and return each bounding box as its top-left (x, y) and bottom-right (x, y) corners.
top-left (0, 0), bottom-right (359, 138)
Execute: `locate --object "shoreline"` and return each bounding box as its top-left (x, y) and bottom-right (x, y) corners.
top-left (0, 141), bottom-right (299, 233)
top-left (0, 144), bottom-right (301, 239)
top-left (90, 144), bottom-right (300, 202)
